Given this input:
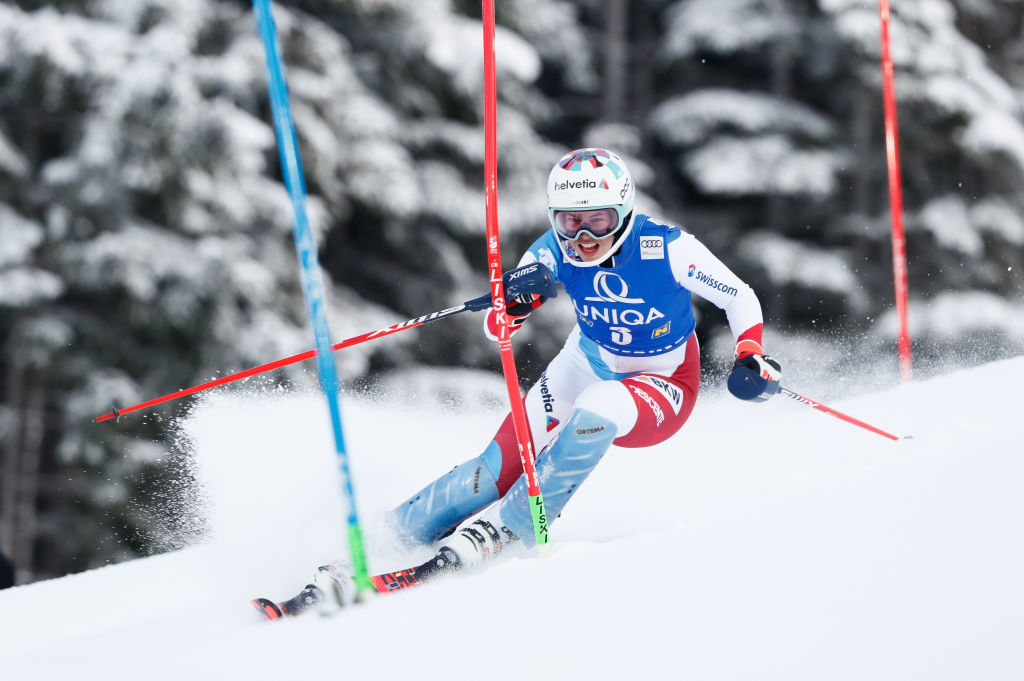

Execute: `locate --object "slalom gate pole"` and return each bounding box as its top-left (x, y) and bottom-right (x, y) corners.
top-left (252, 0), bottom-right (371, 593)
top-left (94, 295), bottom-right (492, 423)
top-left (878, 0), bottom-right (912, 382)
top-left (779, 386), bottom-right (903, 441)
top-left (481, 0), bottom-right (549, 551)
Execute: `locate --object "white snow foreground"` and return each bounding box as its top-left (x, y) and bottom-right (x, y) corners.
top-left (2, 359), bottom-right (1023, 681)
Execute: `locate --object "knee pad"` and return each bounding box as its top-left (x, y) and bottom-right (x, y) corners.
top-left (572, 380), bottom-right (638, 439)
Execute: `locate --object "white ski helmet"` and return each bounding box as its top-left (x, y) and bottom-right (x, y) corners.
top-left (547, 148), bottom-right (636, 267)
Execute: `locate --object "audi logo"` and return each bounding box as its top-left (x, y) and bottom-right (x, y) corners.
top-left (640, 240), bottom-right (662, 248)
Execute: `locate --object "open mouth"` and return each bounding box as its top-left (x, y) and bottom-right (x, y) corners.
top-left (575, 240), bottom-right (602, 258)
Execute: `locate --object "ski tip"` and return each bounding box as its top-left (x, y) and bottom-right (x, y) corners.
top-left (252, 597), bottom-right (287, 622)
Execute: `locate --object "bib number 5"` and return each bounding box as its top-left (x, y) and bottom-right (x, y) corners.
top-left (610, 326), bottom-right (633, 345)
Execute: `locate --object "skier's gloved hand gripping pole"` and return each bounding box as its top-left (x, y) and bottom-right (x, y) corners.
top-left (484, 272), bottom-right (550, 340)
top-left (727, 340), bottom-right (904, 441)
top-left (94, 263), bottom-right (555, 423)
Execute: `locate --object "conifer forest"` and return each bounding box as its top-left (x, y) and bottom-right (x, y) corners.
top-left (1, 0), bottom-right (1023, 582)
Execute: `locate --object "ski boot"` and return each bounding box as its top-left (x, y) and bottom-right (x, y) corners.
top-left (441, 519), bottom-right (518, 570)
top-left (251, 559), bottom-right (357, 621)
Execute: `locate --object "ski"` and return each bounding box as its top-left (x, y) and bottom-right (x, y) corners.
top-left (368, 566), bottom-right (426, 593)
top-left (252, 520), bottom-right (518, 621)
top-left (251, 547), bottom-right (459, 622)
top-left (252, 585), bottom-right (323, 621)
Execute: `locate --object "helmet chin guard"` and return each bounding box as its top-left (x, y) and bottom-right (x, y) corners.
top-left (546, 148), bottom-right (636, 267)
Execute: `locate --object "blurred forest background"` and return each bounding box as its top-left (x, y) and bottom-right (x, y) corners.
top-left (2, 0), bottom-right (1024, 584)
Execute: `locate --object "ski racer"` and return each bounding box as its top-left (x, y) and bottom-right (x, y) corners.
top-left (256, 148), bottom-right (783, 617)
top-left (385, 147), bottom-right (782, 565)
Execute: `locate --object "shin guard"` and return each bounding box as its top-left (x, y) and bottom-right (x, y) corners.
top-left (389, 451), bottom-right (501, 545)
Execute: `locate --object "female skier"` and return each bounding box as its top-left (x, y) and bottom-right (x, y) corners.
top-left (384, 147), bottom-right (782, 565)
top-left (255, 148), bottom-right (782, 618)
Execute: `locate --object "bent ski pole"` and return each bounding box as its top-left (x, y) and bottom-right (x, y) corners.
top-left (94, 264), bottom-right (555, 423)
top-left (94, 300), bottom-right (480, 423)
top-left (779, 386), bottom-right (903, 441)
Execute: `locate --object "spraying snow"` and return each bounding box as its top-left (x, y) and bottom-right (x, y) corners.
top-left (2, 359), bottom-right (1023, 680)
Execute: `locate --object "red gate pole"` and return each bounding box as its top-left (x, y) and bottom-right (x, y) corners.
top-left (480, 0), bottom-right (550, 551)
top-left (879, 0), bottom-right (912, 382)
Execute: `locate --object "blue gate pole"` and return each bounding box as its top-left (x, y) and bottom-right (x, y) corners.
top-left (252, 0), bottom-right (371, 593)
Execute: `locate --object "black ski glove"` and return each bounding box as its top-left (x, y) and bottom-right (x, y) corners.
top-left (506, 292), bottom-right (547, 319)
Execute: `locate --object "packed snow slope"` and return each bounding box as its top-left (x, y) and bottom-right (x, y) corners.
top-left (2, 358), bottom-right (1023, 681)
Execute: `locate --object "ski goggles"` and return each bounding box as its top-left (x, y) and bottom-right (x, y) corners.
top-left (552, 208), bottom-right (622, 240)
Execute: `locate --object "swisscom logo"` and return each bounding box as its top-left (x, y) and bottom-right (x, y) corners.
top-left (687, 265), bottom-right (738, 296)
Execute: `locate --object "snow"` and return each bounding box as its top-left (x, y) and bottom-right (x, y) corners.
top-left (0, 127), bottom-right (27, 178)
top-left (683, 134), bottom-right (846, 197)
top-left (647, 89), bottom-right (847, 197)
top-left (422, 13), bottom-right (541, 95)
top-left (971, 198), bottom-right (1024, 245)
top-left (500, 0), bottom-right (596, 92)
top-left (738, 232), bottom-right (867, 308)
top-left (661, 0), bottom-right (795, 58)
top-left (0, 206), bottom-right (65, 306)
top-left (916, 196), bottom-right (984, 258)
top-left (0, 5), bottom-right (128, 80)
top-left (826, 0), bottom-right (1024, 175)
top-left (0, 267), bottom-right (65, 307)
top-left (649, 89), bottom-right (835, 147)
top-left (878, 291), bottom-right (1024, 342)
top-left (3, 358), bottom-right (1023, 680)
top-left (342, 139), bottom-right (423, 219)
top-left (0, 205), bottom-right (44, 265)
top-left (960, 109), bottom-right (1024, 168)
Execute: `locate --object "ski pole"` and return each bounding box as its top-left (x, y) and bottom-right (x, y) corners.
top-left (93, 295), bottom-right (491, 423)
top-left (779, 386), bottom-right (904, 441)
top-left (94, 265), bottom-right (556, 423)
top-left (481, 0), bottom-right (550, 553)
